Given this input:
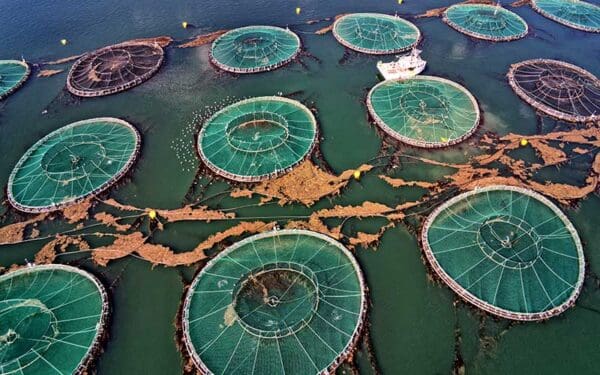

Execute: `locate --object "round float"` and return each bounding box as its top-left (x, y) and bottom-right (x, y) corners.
top-left (8, 117), bottom-right (140, 213)
top-left (182, 229), bottom-right (367, 374)
top-left (507, 59), bottom-right (600, 123)
top-left (531, 0), bottom-right (600, 33)
top-left (197, 96), bottom-right (317, 182)
top-left (443, 4), bottom-right (528, 41)
top-left (210, 26), bottom-right (301, 73)
top-left (367, 76), bottom-right (480, 148)
top-left (421, 185), bottom-right (585, 321)
top-left (0, 264), bottom-right (108, 374)
top-left (0, 60), bottom-right (30, 100)
top-left (67, 42), bottom-right (164, 97)
top-left (332, 13), bottom-right (421, 54)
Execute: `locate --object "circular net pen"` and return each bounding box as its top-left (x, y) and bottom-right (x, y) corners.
top-left (67, 42), bottom-right (164, 97)
top-left (332, 13), bottom-right (421, 54)
top-left (507, 59), bottom-right (600, 123)
top-left (182, 229), bottom-right (367, 375)
top-left (210, 26), bottom-right (301, 74)
top-left (367, 76), bottom-right (480, 148)
top-left (0, 264), bottom-right (109, 374)
top-left (197, 96), bottom-right (317, 182)
top-left (531, 0), bottom-right (600, 33)
top-left (8, 117), bottom-right (140, 213)
top-left (442, 4), bottom-right (528, 41)
top-left (0, 60), bottom-right (30, 100)
top-left (421, 186), bottom-right (585, 321)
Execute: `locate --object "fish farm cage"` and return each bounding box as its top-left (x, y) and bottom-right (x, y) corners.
top-left (210, 26), bottom-right (301, 74)
top-left (421, 185), bottom-right (585, 321)
top-left (531, 0), bottom-right (600, 33)
top-left (507, 59), bottom-right (600, 123)
top-left (0, 60), bottom-right (30, 100)
top-left (442, 4), bottom-right (529, 41)
top-left (67, 41), bottom-right (164, 97)
top-left (367, 76), bottom-right (480, 148)
top-left (0, 264), bottom-right (109, 374)
top-left (182, 229), bottom-right (367, 375)
top-left (197, 96), bottom-right (318, 182)
top-left (332, 13), bottom-right (421, 55)
top-left (8, 117), bottom-right (141, 213)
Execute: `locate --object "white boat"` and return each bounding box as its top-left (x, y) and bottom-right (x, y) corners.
top-left (377, 49), bottom-right (427, 81)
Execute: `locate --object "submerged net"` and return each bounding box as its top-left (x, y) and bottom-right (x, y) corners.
top-left (367, 76), bottom-right (480, 148)
top-left (210, 26), bottom-right (301, 73)
top-left (332, 13), bottom-right (421, 54)
top-left (182, 229), bottom-right (366, 375)
top-left (8, 118), bottom-right (140, 213)
top-left (0, 60), bottom-right (30, 100)
top-left (197, 96), bottom-right (317, 182)
top-left (67, 42), bottom-right (164, 97)
top-left (443, 4), bottom-right (528, 41)
top-left (0, 264), bottom-right (108, 374)
top-left (531, 0), bottom-right (600, 33)
top-left (507, 59), bottom-right (600, 123)
top-left (421, 186), bottom-right (584, 321)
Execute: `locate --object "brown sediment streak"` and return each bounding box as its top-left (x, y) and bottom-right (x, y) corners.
top-left (286, 217), bottom-right (343, 239)
top-left (125, 36), bottom-right (173, 48)
top-left (315, 14), bottom-right (347, 35)
top-left (510, 0), bottom-right (531, 7)
top-left (101, 199), bottom-right (232, 222)
top-left (349, 223), bottom-right (395, 249)
top-left (314, 201), bottom-right (392, 219)
top-left (417, 0), bottom-right (495, 18)
top-left (92, 221), bottom-right (274, 266)
top-left (231, 161), bottom-right (373, 206)
top-left (37, 69), bottom-right (63, 78)
top-left (101, 198), bottom-right (142, 211)
top-left (379, 175), bottom-right (436, 189)
top-left (43, 54), bottom-right (84, 65)
top-left (94, 212), bottom-right (131, 232)
top-left (178, 30), bottom-right (228, 48)
top-left (62, 198), bottom-right (92, 224)
top-left (34, 235), bottom-right (89, 264)
top-left (0, 214), bottom-right (47, 245)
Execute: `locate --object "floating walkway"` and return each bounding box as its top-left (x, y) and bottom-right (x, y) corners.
top-left (210, 26), bottom-right (301, 73)
top-left (333, 13), bottom-right (421, 54)
top-left (197, 96), bottom-right (317, 182)
top-left (0, 60), bottom-right (30, 100)
top-left (507, 59), bottom-right (600, 123)
top-left (0, 264), bottom-right (108, 374)
top-left (367, 76), bottom-right (480, 148)
top-left (182, 229), bottom-right (367, 374)
top-left (421, 185), bottom-right (585, 321)
top-left (531, 0), bottom-right (600, 33)
top-left (8, 118), bottom-right (140, 213)
top-left (67, 41), bottom-right (164, 97)
top-left (443, 4), bottom-right (528, 41)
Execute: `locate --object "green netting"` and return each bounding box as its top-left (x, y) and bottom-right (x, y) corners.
top-left (532, 0), bottom-right (600, 32)
top-left (0, 264), bottom-right (108, 374)
top-left (332, 13), bottom-right (421, 54)
top-left (210, 26), bottom-right (301, 73)
top-left (198, 97), bottom-right (317, 182)
top-left (182, 230), bottom-right (366, 375)
top-left (443, 4), bottom-right (528, 41)
top-left (8, 118), bottom-right (140, 213)
top-left (422, 186), bottom-right (585, 321)
top-left (0, 60), bottom-right (30, 100)
top-left (367, 76), bottom-right (480, 148)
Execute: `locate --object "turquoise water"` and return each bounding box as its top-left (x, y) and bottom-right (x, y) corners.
top-left (1, 0), bottom-right (599, 374)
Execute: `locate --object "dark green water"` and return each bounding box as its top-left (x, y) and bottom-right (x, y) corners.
top-left (1, 1), bottom-right (599, 374)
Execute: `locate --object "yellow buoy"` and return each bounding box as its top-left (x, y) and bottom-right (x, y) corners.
top-left (440, 137), bottom-right (448, 143)
top-left (60, 39), bottom-right (68, 46)
top-left (295, 7), bottom-right (301, 15)
top-left (182, 21), bottom-right (188, 29)
top-left (520, 138), bottom-right (529, 147)
top-left (398, 0), bottom-right (403, 4)
top-left (353, 170), bottom-right (361, 180)
top-left (148, 210), bottom-right (157, 220)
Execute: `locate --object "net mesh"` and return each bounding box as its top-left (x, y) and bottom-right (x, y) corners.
top-left (422, 186), bottom-right (584, 321)
top-left (367, 76), bottom-right (480, 148)
top-left (332, 13), bottom-right (421, 54)
top-left (0, 60), bottom-right (30, 100)
top-left (532, 0), bottom-right (600, 33)
top-left (198, 97), bottom-right (317, 182)
top-left (0, 264), bottom-right (108, 375)
top-left (183, 230), bottom-right (366, 375)
top-left (67, 42), bottom-right (164, 97)
top-left (210, 26), bottom-right (301, 73)
top-left (507, 59), bottom-right (600, 123)
top-left (443, 4), bottom-right (528, 41)
top-left (8, 118), bottom-right (140, 213)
